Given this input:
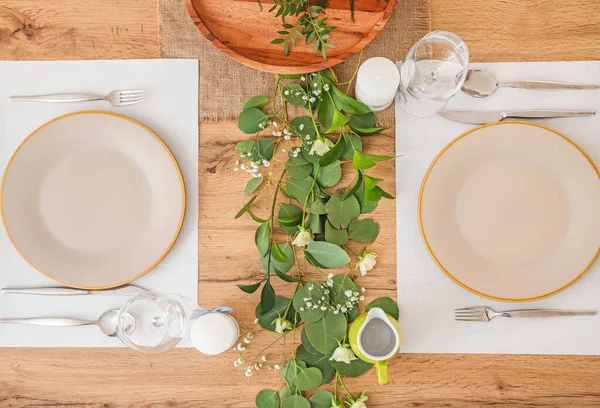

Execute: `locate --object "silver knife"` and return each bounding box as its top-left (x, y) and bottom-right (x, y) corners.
top-left (440, 109), bottom-right (596, 125)
top-left (0, 285), bottom-right (147, 296)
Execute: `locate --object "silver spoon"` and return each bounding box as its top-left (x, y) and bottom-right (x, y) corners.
top-left (462, 69), bottom-right (600, 98)
top-left (0, 309), bottom-right (120, 336)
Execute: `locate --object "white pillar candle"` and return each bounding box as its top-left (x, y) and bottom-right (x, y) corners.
top-left (355, 57), bottom-right (401, 112)
top-left (191, 311), bottom-right (240, 355)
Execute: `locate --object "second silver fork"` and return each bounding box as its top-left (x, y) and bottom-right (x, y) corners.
top-left (455, 306), bottom-right (596, 322)
top-left (9, 89), bottom-right (144, 106)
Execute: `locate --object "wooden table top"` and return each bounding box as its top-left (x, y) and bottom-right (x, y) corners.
top-left (1, 0), bottom-right (600, 407)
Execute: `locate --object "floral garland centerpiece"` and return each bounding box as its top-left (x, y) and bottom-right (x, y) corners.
top-left (234, 67), bottom-right (399, 408)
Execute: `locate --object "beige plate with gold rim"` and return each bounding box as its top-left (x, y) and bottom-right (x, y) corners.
top-left (1, 111), bottom-right (185, 289)
top-left (419, 122), bottom-right (600, 302)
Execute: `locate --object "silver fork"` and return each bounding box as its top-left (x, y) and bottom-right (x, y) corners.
top-left (455, 306), bottom-right (596, 322)
top-left (9, 90), bottom-right (144, 106)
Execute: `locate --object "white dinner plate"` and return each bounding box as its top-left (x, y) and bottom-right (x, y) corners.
top-left (419, 121), bottom-right (600, 302)
top-left (1, 111), bottom-right (185, 289)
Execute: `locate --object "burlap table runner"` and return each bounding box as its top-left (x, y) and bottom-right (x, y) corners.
top-left (160, 0), bottom-right (431, 123)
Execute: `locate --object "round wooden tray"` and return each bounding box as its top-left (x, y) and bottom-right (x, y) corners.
top-left (185, 0), bottom-right (398, 74)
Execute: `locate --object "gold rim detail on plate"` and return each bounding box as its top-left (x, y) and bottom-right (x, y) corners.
top-left (418, 121), bottom-right (600, 302)
top-left (0, 110), bottom-right (187, 290)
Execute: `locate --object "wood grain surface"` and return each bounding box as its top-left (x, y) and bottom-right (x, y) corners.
top-left (186, 0), bottom-right (398, 73)
top-left (1, 0), bottom-right (600, 407)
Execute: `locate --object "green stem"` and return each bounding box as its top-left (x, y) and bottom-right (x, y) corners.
top-left (266, 169), bottom-right (288, 279)
top-left (301, 165), bottom-right (320, 228)
top-left (337, 372), bottom-right (352, 397)
top-left (344, 244), bottom-right (361, 256)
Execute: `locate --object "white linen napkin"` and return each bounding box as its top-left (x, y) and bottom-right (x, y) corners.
top-left (0, 59), bottom-right (199, 347)
top-left (396, 61), bottom-right (600, 354)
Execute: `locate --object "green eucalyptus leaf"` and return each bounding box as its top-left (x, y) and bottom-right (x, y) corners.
top-left (354, 182), bottom-right (378, 214)
top-left (325, 110), bottom-right (349, 134)
top-left (236, 281), bottom-right (262, 294)
top-left (252, 140), bottom-right (275, 161)
top-left (280, 385), bottom-right (294, 399)
top-left (244, 96), bottom-right (269, 110)
top-left (274, 266), bottom-right (300, 283)
top-left (301, 328), bottom-right (322, 355)
top-left (295, 367), bottom-right (323, 391)
top-left (280, 184), bottom-right (293, 199)
top-left (278, 203), bottom-right (304, 227)
top-left (324, 221), bottom-right (348, 246)
top-left (309, 390), bottom-right (335, 408)
top-left (293, 283), bottom-right (328, 323)
top-left (281, 395), bottom-right (311, 408)
top-left (353, 150), bottom-right (376, 170)
top-left (235, 195), bottom-right (258, 219)
top-left (283, 84), bottom-right (309, 107)
top-left (280, 221), bottom-right (300, 235)
top-left (307, 213), bottom-right (326, 235)
top-left (286, 176), bottom-right (315, 206)
top-left (255, 389), bottom-right (280, 408)
top-left (318, 136), bottom-right (345, 167)
top-left (329, 358), bottom-right (372, 377)
top-left (325, 189), bottom-right (360, 229)
top-left (364, 174), bottom-right (383, 190)
top-left (271, 241), bottom-right (292, 263)
top-left (317, 92), bottom-right (335, 129)
top-left (255, 222), bottom-right (269, 255)
top-left (296, 345), bottom-right (336, 385)
top-left (256, 296), bottom-right (295, 331)
top-left (281, 360), bottom-right (300, 390)
top-left (330, 274), bottom-right (358, 306)
top-left (316, 160), bottom-right (341, 188)
top-left (290, 116), bottom-right (316, 140)
top-left (331, 86), bottom-right (371, 115)
top-left (347, 218), bottom-right (380, 243)
top-left (349, 112), bottom-right (376, 129)
top-left (320, 69), bottom-right (337, 84)
top-left (245, 176), bottom-right (263, 196)
top-left (261, 243), bottom-right (295, 274)
top-left (286, 159), bottom-right (313, 179)
top-left (366, 297), bottom-right (400, 320)
top-left (343, 170), bottom-right (363, 199)
top-left (363, 152), bottom-right (395, 162)
top-left (260, 280), bottom-right (276, 313)
top-left (341, 133), bottom-right (362, 160)
top-left (305, 312), bottom-right (348, 354)
top-left (310, 198), bottom-right (328, 215)
top-left (238, 107), bottom-right (268, 134)
top-left (279, 73), bottom-right (303, 79)
top-left (350, 125), bottom-right (388, 136)
top-left (235, 140), bottom-right (255, 156)
top-left (304, 249), bottom-right (328, 269)
top-left (247, 210), bottom-right (268, 223)
top-left (305, 241), bottom-right (350, 268)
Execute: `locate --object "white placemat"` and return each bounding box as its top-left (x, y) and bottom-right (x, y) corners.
top-left (396, 61), bottom-right (600, 354)
top-left (0, 59), bottom-right (199, 347)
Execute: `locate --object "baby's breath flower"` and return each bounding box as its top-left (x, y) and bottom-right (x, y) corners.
top-left (284, 134), bottom-right (291, 141)
top-left (320, 305), bottom-right (327, 311)
top-left (272, 121), bottom-right (277, 127)
top-left (274, 364), bottom-right (281, 370)
top-left (299, 124), bottom-right (305, 131)
top-left (243, 337), bottom-right (251, 344)
top-left (237, 343), bottom-right (246, 351)
top-left (284, 90), bottom-right (290, 95)
top-left (246, 152), bottom-right (252, 157)
top-left (361, 287), bottom-right (366, 293)
top-left (359, 295), bottom-right (365, 301)
top-left (254, 318), bottom-right (259, 324)
top-left (245, 370), bottom-right (252, 377)
top-left (234, 360), bottom-right (241, 367)
top-left (262, 160), bottom-right (271, 167)
top-left (309, 97), bottom-right (316, 103)
top-left (282, 148), bottom-right (287, 152)
top-left (300, 76), bottom-right (306, 82)
top-left (313, 82), bottom-right (318, 87)
top-left (246, 332), bottom-right (254, 340)
top-left (261, 355), bottom-right (267, 362)
top-left (300, 307), bottom-right (305, 311)
top-left (341, 306), bottom-right (347, 313)
top-left (345, 290), bottom-right (353, 298)
top-left (323, 83), bottom-right (330, 91)
top-left (234, 167), bottom-right (239, 172)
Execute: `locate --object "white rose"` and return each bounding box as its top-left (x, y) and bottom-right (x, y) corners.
top-left (329, 346), bottom-right (358, 364)
top-left (292, 227), bottom-right (313, 247)
top-left (350, 394), bottom-right (368, 408)
top-left (309, 138), bottom-right (334, 156)
top-left (355, 252), bottom-right (377, 276)
top-left (274, 317), bottom-right (293, 334)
